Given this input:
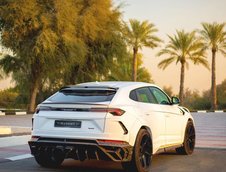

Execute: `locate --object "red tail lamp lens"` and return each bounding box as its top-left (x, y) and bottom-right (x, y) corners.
top-left (30, 136), bottom-right (40, 141)
top-left (90, 108), bottom-right (125, 116)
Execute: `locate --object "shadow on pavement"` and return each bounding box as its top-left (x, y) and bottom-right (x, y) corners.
top-left (0, 148), bottom-right (226, 172)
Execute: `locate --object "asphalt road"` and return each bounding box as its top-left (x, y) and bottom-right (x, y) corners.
top-left (0, 114), bottom-right (32, 127)
top-left (0, 112), bottom-right (225, 172)
top-left (0, 147), bottom-right (226, 172)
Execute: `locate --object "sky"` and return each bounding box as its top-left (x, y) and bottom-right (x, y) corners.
top-left (117, 0), bottom-right (226, 94)
top-left (1, 0), bottom-right (226, 94)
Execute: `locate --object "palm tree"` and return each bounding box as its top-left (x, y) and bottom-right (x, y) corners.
top-left (0, 53), bottom-right (3, 79)
top-left (200, 22), bottom-right (226, 110)
top-left (157, 30), bottom-right (209, 105)
top-left (108, 53), bottom-right (153, 82)
top-left (123, 19), bottom-right (161, 81)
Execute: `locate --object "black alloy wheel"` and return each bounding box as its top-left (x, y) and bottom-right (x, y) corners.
top-left (176, 121), bottom-right (196, 155)
top-left (34, 148), bottom-right (65, 168)
top-left (122, 129), bottom-right (152, 172)
top-left (139, 133), bottom-right (152, 169)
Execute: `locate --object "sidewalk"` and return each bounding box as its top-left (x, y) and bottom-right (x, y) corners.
top-left (0, 114), bottom-right (32, 137)
top-left (0, 126), bottom-right (31, 137)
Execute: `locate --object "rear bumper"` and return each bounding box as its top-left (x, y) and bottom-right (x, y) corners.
top-left (28, 137), bottom-right (133, 162)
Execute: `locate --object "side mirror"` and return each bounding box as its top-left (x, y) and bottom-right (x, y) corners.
top-left (171, 97), bottom-right (180, 105)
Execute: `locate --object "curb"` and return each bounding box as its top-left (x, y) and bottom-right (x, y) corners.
top-left (0, 127), bottom-right (31, 137)
top-left (191, 110), bottom-right (226, 113)
top-left (16, 111), bottom-right (27, 115)
top-left (0, 111), bottom-right (5, 116)
top-left (0, 111), bottom-right (28, 116)
top-left (0, 132), bottom-right (31, 137)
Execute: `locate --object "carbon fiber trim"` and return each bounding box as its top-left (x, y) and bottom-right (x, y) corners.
top-left (28, 138), bottom-right (133, 162)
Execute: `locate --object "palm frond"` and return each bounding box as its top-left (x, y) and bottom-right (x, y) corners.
top-left (157, 29), bottom-right (208, 71)
top-left (158, 56), bottom-right (177, 70)
top-left (157, 48), bottom-right (179, 57)
top-left (219, 49), bottom-right (226, 57)
top-left (200, 22), bottom-right (226, 52)
top-left (189, 56), bottom-right (210, 70)
top-left (124, 19), bottom-right (162, 50)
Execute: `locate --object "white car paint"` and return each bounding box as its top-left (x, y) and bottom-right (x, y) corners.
top-left (31, 81), bottom-right (194, 155)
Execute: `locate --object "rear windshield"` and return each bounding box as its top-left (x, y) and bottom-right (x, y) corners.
top-left (47, 89), bottom-right (116, 103)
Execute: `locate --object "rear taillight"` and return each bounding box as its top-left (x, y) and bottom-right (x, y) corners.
top-left (36, 106), bottom-right (51, 114)
top-left (30, 136), bottom-right (40, 141)
top-left (31, 118), bottom-right (34, 130)
top-left (90, 108), bottom-right (125, 116)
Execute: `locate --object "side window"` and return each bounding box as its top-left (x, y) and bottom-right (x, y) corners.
top-left (131, 87), bottom-right (157, 104)
top-left (149, 87), bottom-right (171, 105)
top-left (129, 90), bottom-right (138, 101)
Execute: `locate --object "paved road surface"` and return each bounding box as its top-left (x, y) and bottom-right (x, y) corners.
top-left (192, 112), bottom-right (226, 149)
top-left (0, 114), bottom-right (32, 127)
top-left (0, 115), bottom-right (32, 136)
top-left (0, 112), bottom-right (225, 172)
top-left (0, 146), bottom-right (225, 172)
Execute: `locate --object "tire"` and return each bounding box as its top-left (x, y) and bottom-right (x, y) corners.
top-left (34, 148), bottom-right (64, 168)
top-left (122, 129), bottom-right (152, 172)
top-left (176, 121), bottom-right (196, 155)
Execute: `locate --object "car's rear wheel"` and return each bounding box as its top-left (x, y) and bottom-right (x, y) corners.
top-left (34, 148), bottom-right (65, 168)
top-left (176, 121), bottom-right (195, 155)
top-left (122, 129), bottom-right (152, 172)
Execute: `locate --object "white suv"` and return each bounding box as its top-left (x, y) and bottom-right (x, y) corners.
top-left (29, 81), bottom-right (195, 172)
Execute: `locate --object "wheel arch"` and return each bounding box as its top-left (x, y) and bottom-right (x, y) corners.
top-left (140, 126), bottom-right (153, 153)
top-left (188, 118), bottom-right (193, 123)
top-left (129, 121), bottom-right (153, 152)
top-left (140, 126), bottom-right (152, 139)
top-left (181, 118), bottom-right (195, 142)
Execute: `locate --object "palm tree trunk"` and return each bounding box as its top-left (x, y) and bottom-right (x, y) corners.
top-left (211, 49), bottom-right (217, 110)
top-left (179, 62), bottom-right (185, 105)
top-left (28, 79), bottom-right (39, 113)
top-left (132, 48), bottom-right (138, 81)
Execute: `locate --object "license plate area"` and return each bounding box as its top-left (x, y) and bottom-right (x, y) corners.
top-left (54, 120), bottom-right (82, 128)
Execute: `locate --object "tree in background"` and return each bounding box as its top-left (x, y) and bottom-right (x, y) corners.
top-left (0, 0), bottom-right (129, 112)
top-left (123, 19), bottom-right (161, 81)
top-left (183, 89), bottom-right (211, 110)
top-left (217, 79), bottom-right (226, 109)
top-left (61, 0), bottom-right (127, 84)
top-left (0, 88), bottom-right (18, 108)
top-left (163, 86), bottom-right (173, 97)
top-left (0, 1), bottom-right (152, 110)
top-left (181, 79), bottom-right (226, 111)
top-left (0, 45), bottom-right (11, 79)
top-left (0, 0), bottom-right (86, 112)
top-left (157, 30), bottom-right (209, 105)
top-left (200, 22), bottom-right (226, 110)
top-left (0, 54), bottom-right (34, 107)
top-left (108, 53), bottom-right (153, 82)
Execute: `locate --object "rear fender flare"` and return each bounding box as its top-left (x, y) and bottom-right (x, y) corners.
top-left (129, 120), bottom-right (152, 147)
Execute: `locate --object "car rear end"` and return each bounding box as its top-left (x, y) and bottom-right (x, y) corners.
top-left (28, 86), bottom-right (133, 163)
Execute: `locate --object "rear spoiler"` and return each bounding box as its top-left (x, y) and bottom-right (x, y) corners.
top-left (59, 86), bottom-right (118, 91)
top-left (41, 102), bottom-right (110, 105)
